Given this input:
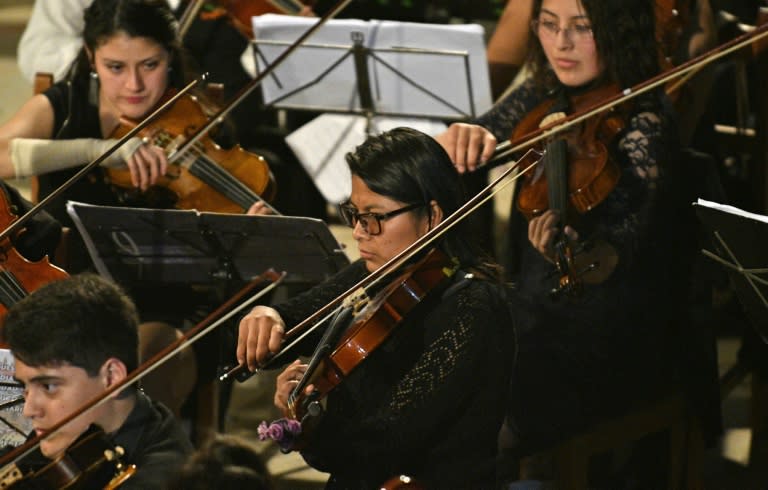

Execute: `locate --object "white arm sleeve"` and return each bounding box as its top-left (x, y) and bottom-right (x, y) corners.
top-left (17, 0), bottom-right (93, 84)
top-left (9, 137), bottom-right (144, 178)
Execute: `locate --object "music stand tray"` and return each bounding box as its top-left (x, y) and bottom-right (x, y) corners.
top-left (66, 201), bottom-right (350, 287)
top-left (695, 198), bottom-right (768, 343)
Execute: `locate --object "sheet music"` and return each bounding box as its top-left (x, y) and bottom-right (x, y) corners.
top-left (695, 198), bottom-right (768, 342)
top-left (697, 198), bottom-right (768, 224)
top-left (250, 14), bottom-right (492, 118)
top-left (0, 349), bottom-right (30, 448)
top-left (286, 114), bottom-right (447, 203)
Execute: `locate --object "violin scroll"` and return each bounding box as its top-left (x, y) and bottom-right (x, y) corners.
top-left (0, 426), bottom-right (136, 490)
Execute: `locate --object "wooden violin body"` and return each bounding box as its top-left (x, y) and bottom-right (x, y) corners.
top-left (106, 93), bottom-right (276, 214)
top-left (0, 186), bottom-right (67, 328)
top-left (216, 0), bottom-right (311, 38)
top-left (182, 0), bottom-right (310, 40)
top-left (287, 250), bottom-right (458, 425)
top-left (655, 0), bottom-right (691, 67)
top-left (0, 426), bottom-right (135, 490)
top-left (513, 84), bottom-right (625, 221)
top-left (512, 85), bottom-right (624, 295)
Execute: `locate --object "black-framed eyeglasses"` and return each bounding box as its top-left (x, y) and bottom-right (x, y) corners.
top-left (338, 202), bottom-right (425, 236)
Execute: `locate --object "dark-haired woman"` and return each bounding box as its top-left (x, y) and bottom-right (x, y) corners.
top-left (437, 0), bottom-right (693, 476)
top-left (0, 0), bottom-right (205, 415)
top-left (236, 127), bottom-right (516, 489)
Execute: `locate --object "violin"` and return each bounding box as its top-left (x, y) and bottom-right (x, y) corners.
top-left (284, 249), bottom-right (458, 438)
top-left (512, 83), bottom-right (623, 296)
top-left (0, 185), bottom-right (67, 328)
top-left (655, 0), bottom-right (691, 68)
top-left (0, 425), bottom-right (136, 490)
top-left (106, 91), bottom-right (277, 214)
top-left (180, 0), bottom-right (312, 40)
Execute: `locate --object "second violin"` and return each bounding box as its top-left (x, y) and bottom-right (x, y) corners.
top-left (511, 83), bottom-right (624, 295)
top-left (106, 92), bottom-right (276, 214)
top-left (231, 128), bottom-right (515, 488)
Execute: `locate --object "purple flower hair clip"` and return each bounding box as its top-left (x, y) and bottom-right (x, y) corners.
top-left (257, 417), bottom-right (302, 451)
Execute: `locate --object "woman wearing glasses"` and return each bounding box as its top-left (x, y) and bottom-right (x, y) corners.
top-left (235, 127), bottom-right (515, 489)
top-left (438, 0), bottom-right (692, 482)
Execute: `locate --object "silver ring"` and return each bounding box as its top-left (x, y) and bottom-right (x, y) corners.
top-left (141, 136), bottom-right (151, 145)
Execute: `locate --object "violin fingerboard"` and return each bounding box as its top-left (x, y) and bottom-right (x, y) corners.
top-left (544, 138), bottom-right (568, 217)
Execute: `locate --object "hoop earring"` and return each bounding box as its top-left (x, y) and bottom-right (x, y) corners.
top-left (88, 70), bottom-right (99, 106)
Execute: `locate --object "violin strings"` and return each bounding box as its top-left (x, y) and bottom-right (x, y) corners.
top-left (153, 131), bottom-right (268, 211)
top-left (190, 154), bottom-right (259, 208)
top-left (0, 269), bottom-right (28, 308)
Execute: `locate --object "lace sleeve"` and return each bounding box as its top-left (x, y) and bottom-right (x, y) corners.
top-left (352, 279), bottom-right (513, 456)
top-left (385, 285), bottom-right (501, 414)
top-left (294, 278), bottom-right (515, 482)
top-left (476, 78), bottom-right (542, 140)
top-left (592, 109), bottom-right (671, 259)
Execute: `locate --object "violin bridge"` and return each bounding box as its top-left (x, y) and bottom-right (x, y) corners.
top-left (164, 134), bottom-right (189, 165)
top-left (540, 111), bottom-right (567, 129)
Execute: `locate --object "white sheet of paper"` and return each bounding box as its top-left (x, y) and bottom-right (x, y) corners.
top-left (286, 115), bottom-right (447, 203)
top-left (0, 349), bottom-right (31, 447)
top-left (697, 198), bottom-right (768, 224)
top-left (251, 14), bottom-right (491, 119)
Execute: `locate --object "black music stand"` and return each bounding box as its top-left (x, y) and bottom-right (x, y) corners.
top-left (65, 201), bottom-right (350, 288)
top-left (695, 199), bottom-right (768, 343)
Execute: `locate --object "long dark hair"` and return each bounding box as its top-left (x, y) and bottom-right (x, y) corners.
top-left (345, 127), bottom-right (499, 279)
top-left (528, 0), bottom-right (659, 95)
top-left (71, 0), bottom-right (187, 88)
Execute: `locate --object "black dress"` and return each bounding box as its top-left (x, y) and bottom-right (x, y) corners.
top-left (273, 258), bottom-right (516, 489)
top-left (41, 79), bottom-right (214, 325)
top-left (477, 78), bottom-right (690, 453)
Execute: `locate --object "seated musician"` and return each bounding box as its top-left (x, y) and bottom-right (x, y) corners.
top-left (0, 0), bottom-right (259, 415)
top-left (436, 0), bottom-right (696, 483)
top-left (235, 127), bottom-right (516, 489)
top-left (2, 273), bottom-right (193, 489)
top-left (486, 0), bottom-right (717, 139)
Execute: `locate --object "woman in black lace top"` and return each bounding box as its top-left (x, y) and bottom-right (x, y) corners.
top-left (235, 127), bottom-right (515, 489)
top-left (437, 0), bottom-right (690, 465)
